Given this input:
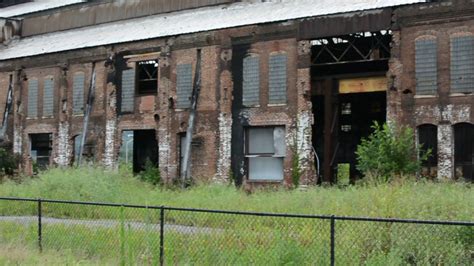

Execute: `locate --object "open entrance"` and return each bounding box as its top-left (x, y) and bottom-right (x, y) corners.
top-left (454, 123), bottom-right (474, 181)
top-left (120, 130), bottom-right (158, 173)
top-left (30, 133), bottom-right (52, 170)
top-left (310, 31), bottom-right (390, 183)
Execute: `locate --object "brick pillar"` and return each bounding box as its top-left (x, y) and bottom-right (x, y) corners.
top-left (296, 40), bottom-right (316, 185)
top-left (55, 67), bottom-right (71, 166)
top-left (437, 122), bottom-right (454, 179)
top-left (214, 47), bottom-right (233, 183)
top-left (103, 58), bottom-right (118, 169)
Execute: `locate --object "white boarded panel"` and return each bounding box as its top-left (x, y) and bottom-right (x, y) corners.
top-left (248, 157), bottom-right (284, 181)
top-left (248, 127), bottom-right (274, 154)
top-left (27, 79), bottom-right (38, 118)
top-left (72, 72), bottom-right (85, 115)
top-left (176, 64), bottom-right (193, 109)
top-left (121, 68), bottom-right (135, 113)
top-left (268, 54), bottom-right (287, 104)
top-left (43, 77), bottom-right (54, 117)
top-left (243, 56), bottom-right (260, 106)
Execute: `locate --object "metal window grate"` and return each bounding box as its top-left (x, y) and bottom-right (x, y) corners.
top-left (43, 77), bottom-right (54, 117)
top-left (242, 56), bottom-right (260, 106)
top-left (451, 36), bottom-right (474, 94)
top-left (72, 73), bottom-right (85, 115)
top-left (176, 64), bottom-right (193, 109)
top-left (269, 54), bottom-right (287, 104)
top-left (27, 79), bottom-right (38, 118)
top-left (415, 39), bottom-right (437, 95)
top-left (121, 68), bottom-right (136, 113)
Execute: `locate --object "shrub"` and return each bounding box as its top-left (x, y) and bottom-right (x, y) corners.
top-left (137, 159), bottom-right (161, 185)
top-left (356, 122), bottom-right (430, 182)
top-left (0, 148), bottom-right (18, 176)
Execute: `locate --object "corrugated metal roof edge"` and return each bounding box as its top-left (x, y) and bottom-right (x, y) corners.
top-left (0, 0), bottom-right (429, 62)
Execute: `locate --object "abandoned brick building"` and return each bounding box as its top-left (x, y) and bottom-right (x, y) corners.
top-left (0, 0), bottom-right (472, 185)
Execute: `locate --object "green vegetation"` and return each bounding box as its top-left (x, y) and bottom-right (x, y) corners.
top-left (356, 122), bottom-right (430, 182)
top-left (0, 167), bottom-right (472, 264)
top-left (0, 166), bottom-right (472, 221)
top-left (0, 148), bottom-right (18, 177)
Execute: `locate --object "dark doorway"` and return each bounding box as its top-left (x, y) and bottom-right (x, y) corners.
top-left (30, 133), bottom-right (52, 170)
top-left (132, 130), bottom-right (158, 173)
top-left (454, 123), bottom-right (474, 181)
top-left (310, 31), bottom-right (391, 184)
top-left (418, 124), bottom-right (438, 178)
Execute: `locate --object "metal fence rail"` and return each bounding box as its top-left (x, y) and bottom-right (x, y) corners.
top-left (0, 197), bottom-right (473, 265)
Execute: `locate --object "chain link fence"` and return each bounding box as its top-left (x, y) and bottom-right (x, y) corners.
top-left (0, 197), bottom-right (472, 265)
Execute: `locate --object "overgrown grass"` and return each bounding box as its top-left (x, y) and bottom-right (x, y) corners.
top-left (0, 166), bottom-right (473, 264)
top-left (0, 166), bottom-right (472, 221)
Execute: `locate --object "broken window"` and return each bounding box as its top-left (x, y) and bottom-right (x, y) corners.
top-left (454, 123), bottom-right (474, 181)
top-left (72, 72), bottom-right (85, 115)
top-left (268, 53), bottom-right (287, 104)
top-left (73, 134), bottom-right (96, 164)
top-left (242, 55), bottom-right (260, 106)
top-left (43, 76), bottom-right (54, 117)
top-left (245, 126), bottom-right (285, 181)
top-left (176, 64), bottom-right (193, 109)
top-left (136, 60), bottom-right (158, 95)
top-left (121, 68), bottom-right (135, 113)
top-left (450, 36), bottom-right (474, 94)
top-left (418, 124), bottom-right (438, 178)
top-left (27, 78), bottom-right (38, 118)
top-left (30, 133), bottom-right (52, 170)
top-left (415, 38), bottom-right (437, 95)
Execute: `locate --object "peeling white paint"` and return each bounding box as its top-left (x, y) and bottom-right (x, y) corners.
top-left (296, 111), bottom-right (315, 184)
top-left (214, 112), bottom-right (232, 182)
top-left (54, 122), bottom-right (70, 166)
top-left (103, 119), bottom-right (116, 169)
top-left (13, 126), bottom-right (21, 154)
top-left (437, 124), bottom-right (453, 179)
top-left (414, 104), bottom-right (471, 125)
top-left (158, 127), bottom-right (170, 180)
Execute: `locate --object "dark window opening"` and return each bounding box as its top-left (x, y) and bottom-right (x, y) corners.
top-left (245, 126), bottom-right (285, 181)
top-left (454, 123), bottom-right (474, 181)
top-left (418, 124), bottom-right (438, 178)
top-left (136, 60), bottom-right (158, 95)
top-left (30, 133), bottom-right (52, 170)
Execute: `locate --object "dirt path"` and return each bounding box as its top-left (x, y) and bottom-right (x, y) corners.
top-left (0, 216), bottom-right (223, 235)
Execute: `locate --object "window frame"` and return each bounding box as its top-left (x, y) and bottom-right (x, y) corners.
top-left (244, 126), bottom-right (286, 182)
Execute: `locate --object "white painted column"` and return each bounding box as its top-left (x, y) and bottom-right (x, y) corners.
top-left (437, 123), bottom-right (454, 179)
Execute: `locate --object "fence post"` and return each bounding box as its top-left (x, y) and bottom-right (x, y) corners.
top-left (37, 198), bottom-right (43, 253)
top-left (159, 206), bottom-right (164, 266)
top-left (330, 215), bottom-right (335, 266)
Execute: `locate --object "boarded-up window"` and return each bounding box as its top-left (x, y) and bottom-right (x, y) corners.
top-left (27, 79), bottom-right (38, 118)
top-left (43, 76), bottom-right (54, 117)
top-left (176, 64), bottom-right (193, 109)
top-left (451, 36), bottom-right (474, 93)
top-left (415, 39), bottom-right (437, 95)
top-left (242, 56), bottom-right (260, 106)
top-left (72, 72), bottom-right (85, 115)
top-left (121, 68), bottom-right (135, 113)
top-left (418, 124), bottom-right (437, 178)
top-left (269, 54), bottom-right (287, 104)
top-left (246, 126), bottom-right (285, 181)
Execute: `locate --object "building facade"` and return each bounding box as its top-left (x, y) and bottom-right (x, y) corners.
top-left (0, 0), bottom-right (472, 185)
